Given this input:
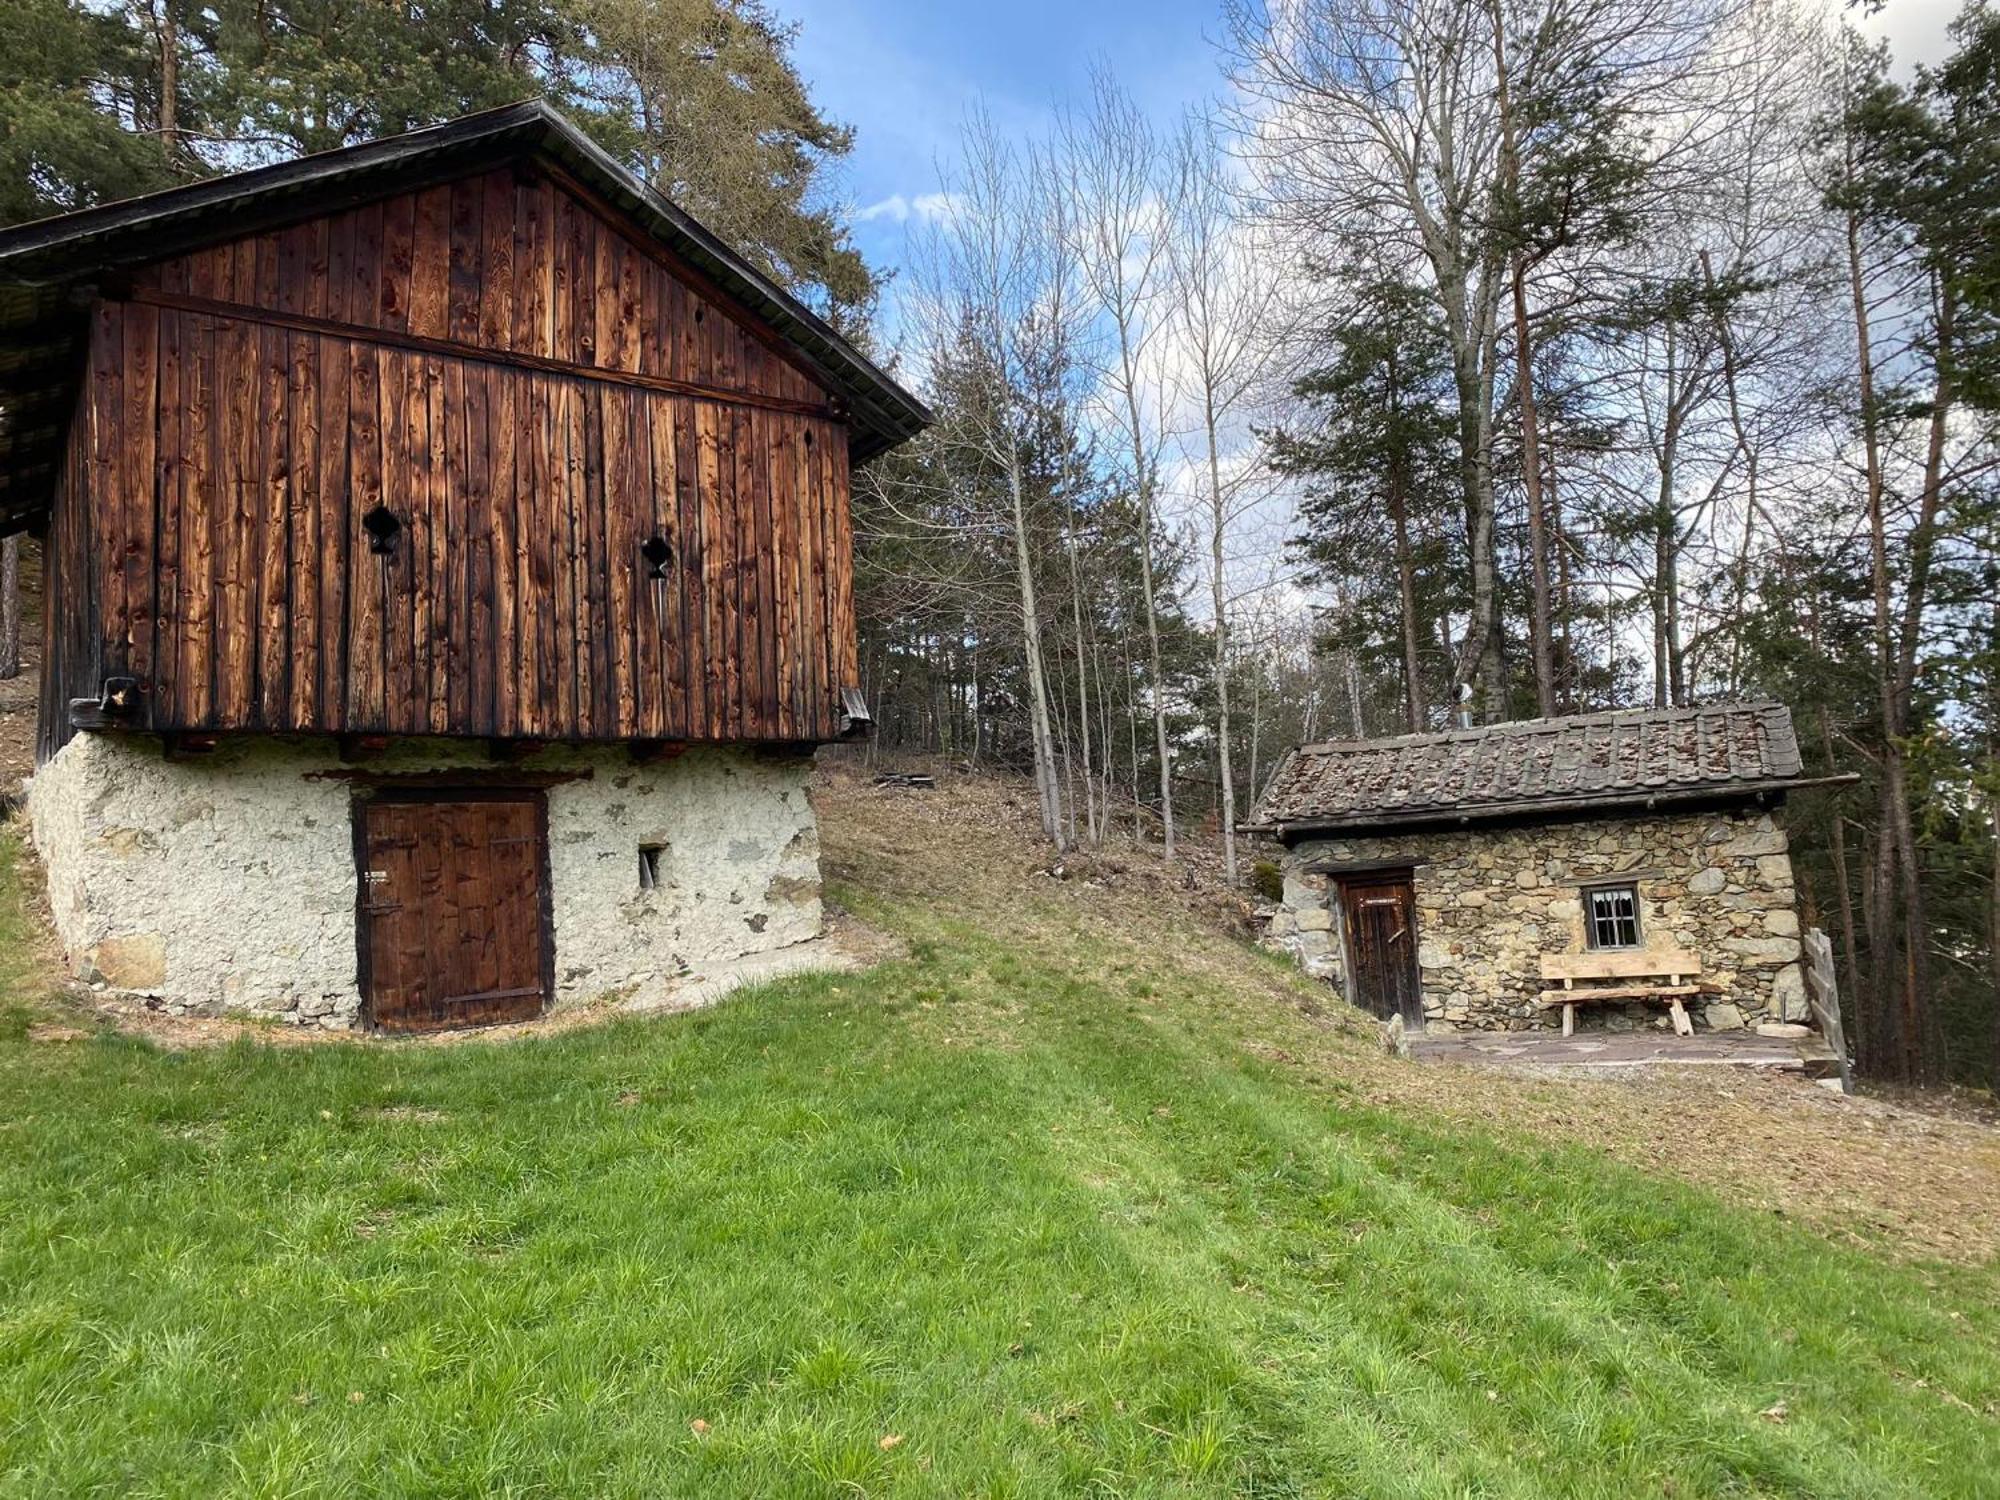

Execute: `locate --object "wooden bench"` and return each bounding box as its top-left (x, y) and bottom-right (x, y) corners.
top-left (1538, 949), bottom-right (1703, 1037)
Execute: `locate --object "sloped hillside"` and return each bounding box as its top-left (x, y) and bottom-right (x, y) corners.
top-left (820, 764), bottom-right (2000, 1265)
top-left (0, 764), bottom-right (1995, 1496)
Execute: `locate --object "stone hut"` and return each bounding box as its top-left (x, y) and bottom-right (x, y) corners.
top-left (1245, 703), bottom-right (1839, 1034)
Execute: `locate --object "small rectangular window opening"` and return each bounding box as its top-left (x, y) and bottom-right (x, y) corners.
top-left (638, 844), bottom-right (665, 891)
top-left (1585, 882), bottom-right (1642, 950)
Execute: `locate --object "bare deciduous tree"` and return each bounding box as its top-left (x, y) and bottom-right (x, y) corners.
top-left (906, 108), bottom-right (1070, 845)
top-left (1166, 110), bottom-right (1284, 883)
top-left (1061, 68), bottom-right (1182, 854)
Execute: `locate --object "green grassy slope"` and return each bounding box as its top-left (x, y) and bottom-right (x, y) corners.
top-left (0, 822), bottom-right (1996, 1497)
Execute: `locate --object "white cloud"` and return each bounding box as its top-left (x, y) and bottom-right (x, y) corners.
top-left (854, 191), bottom-right (964, 225)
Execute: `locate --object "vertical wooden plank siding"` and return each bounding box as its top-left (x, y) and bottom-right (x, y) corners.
top-left (286, 329), bottom-right (321, 728)
top-left (827, 428), bottom-right (858, 692)
top-left (145, 171), bottom-right (831, 408)
top-left (153, 308), bottom-right (182, 723)
top-left (672, 399), bottom-right (707, 740)
top-left (46, 171), bottom-right (873, 759)
top-left (181, 313), bottom-right (215, 724)
top-left (257, 322), bottom-right (289, 724)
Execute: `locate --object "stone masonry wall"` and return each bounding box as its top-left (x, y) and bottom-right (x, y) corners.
top-left (1263, 807), bottom-right (1807, 1032)
top-left (27, 733), bottom-right (822, 1027)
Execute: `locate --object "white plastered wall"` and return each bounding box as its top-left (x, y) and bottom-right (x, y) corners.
top-left (26, 733), bottom-right (822, 1026)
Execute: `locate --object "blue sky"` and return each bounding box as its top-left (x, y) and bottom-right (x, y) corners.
top-left (782, 0), bottom-right (1231, 272)
top-left (782, 0), bottom-right (1967, 283)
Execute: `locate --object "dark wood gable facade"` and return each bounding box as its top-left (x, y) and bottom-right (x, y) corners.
top-left (15, 110), bottom-right (924, 762)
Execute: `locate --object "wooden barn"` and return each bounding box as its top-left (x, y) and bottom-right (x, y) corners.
top-left (0, 102), bottom-right (928, 1031)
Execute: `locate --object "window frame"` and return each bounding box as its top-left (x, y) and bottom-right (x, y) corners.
top-left (1582, 879), bottom-right (1643, 951)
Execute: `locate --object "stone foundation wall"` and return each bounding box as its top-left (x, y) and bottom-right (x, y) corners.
top-left (27, 733), bottom-right (822, 1027)
top-left (1264, 808), bottom-right (1807, 1033)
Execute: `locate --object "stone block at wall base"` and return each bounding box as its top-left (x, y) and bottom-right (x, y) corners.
top-left (1770, 964), bottom-right (1809, 1023)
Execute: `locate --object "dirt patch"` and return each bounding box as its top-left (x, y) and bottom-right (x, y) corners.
top-left (1332, 1050), bottom-right (2000, 1265)
top-left (25, 1022), bottom-right (90, 1044)
top-left (815, 757), bottom-right (1265, 941)
top-left (0, 669), bottom-right (33, 811)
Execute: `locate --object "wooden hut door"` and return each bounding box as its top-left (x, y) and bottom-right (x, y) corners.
top-left (1338, 872), bottom-right (1423, 1028)
top-left (358, 793), bottom-right (550, 1033)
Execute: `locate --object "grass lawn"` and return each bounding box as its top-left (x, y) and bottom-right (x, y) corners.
top-left (1, 812), bottom-right (1997, 1497)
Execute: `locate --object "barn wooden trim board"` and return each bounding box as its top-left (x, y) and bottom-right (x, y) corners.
top-left (128, 289), bottom-right (843, 421)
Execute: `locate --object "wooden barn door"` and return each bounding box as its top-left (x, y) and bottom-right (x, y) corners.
top-left (357, 792), bottom-right (551, 1033)
top-left (1338, 872), bottom-right (1423, 1028)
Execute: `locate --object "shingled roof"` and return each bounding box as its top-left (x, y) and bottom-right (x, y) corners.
top-left (1247, 702), bottom-right (1814, 838)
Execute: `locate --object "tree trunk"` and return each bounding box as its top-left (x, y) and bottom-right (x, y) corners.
top-left (1451, 341), bottom-right (1506, 721)
top-left (1512, 274), bottom-right (1560, 724)
top-left (1008, 454), bottom-right (1065, 848)
top-left (1818, 710), bottom-right (1864, 1058)
top-left (1840, 182), bottom-right (1936, 1088)
top-left (1384, 346), bottom-right (1427, 734)
top-left (1702, 250), bottom-right (1760, 698)
top-left (0, 533), bottom-right (18, 680)
top-left (1653, 322), bottom-right (1683, 709)
top-left (1489, 11), bottom-right (1555, 717)
top-left (1891, 279), bottom-right (1955, 1082)
top-left (1247, 644), bottom-right (1263, 814)
top-left (1389, 471), bottom-right (1426, 735)
top-left (1204, 392), bottom-right (1238, 883)
top-left (1134, 451), bottom-right (1174, 856)
top-left (1551, 450), bottom-right (1572, 711)
top-left (157, 0), bottom-right (179, 162)
top-left (1991, 791), bottom-right (2000, 1086)
top-left (1991, 596), bottom-right (2000, 1088)
top-left (1063, 472), bottom-right (1097, 844)
top-left (1120, 626), bottom-right (1142, 839)
top-left (1094, 634), bottom-right (1114, 836)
